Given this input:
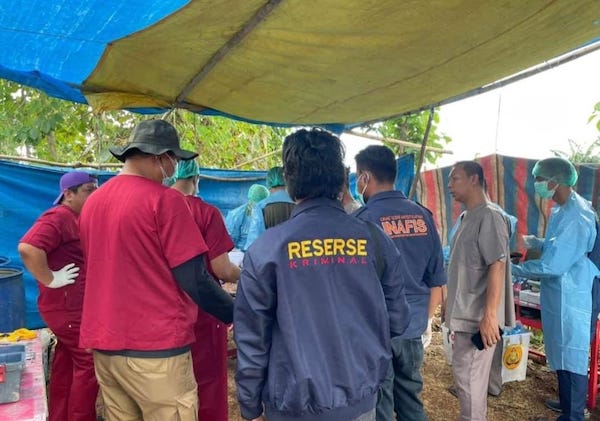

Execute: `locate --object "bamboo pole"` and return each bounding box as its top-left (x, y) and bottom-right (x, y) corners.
top-left (345, 130), bottom-right (452, 154)
top-left (175, 0), bottom-right (283, 106)
top-left (0, 155), bottom-right (122, 169)
top-left (232, 149), bottom-right (282, 169)
top-left (408, 108), bottom-right (435, 199)
top-left (0, 154), bottom-right (267, 182)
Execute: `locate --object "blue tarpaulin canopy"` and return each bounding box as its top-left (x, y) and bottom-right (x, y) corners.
top-left (1, 1), bottom-right (599, 128)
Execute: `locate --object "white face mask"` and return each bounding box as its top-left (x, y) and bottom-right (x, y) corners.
top-left (166, 154), bottom-right (179, 177)
top-left (193, 176), bottom-right (199, 196)
top-left (158, 154), bottom-right (178, 186)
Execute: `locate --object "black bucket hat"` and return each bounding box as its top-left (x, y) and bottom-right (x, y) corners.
top-left (109, 120), bottom-right (198, 162)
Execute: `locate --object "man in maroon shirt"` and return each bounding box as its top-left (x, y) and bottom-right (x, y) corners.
top-left (19, 171), bottom-right (99, 421)
top-left (171, 159), bottom-right (240, 421)
top-left (79, 120), bottom-right (233, 420)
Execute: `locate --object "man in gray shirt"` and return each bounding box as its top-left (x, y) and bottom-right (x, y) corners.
top-left (445, 161), bottom-right (512, 421)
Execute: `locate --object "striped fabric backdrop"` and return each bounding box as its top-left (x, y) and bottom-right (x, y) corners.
top-left (417, 154), bottom-right (600, 254)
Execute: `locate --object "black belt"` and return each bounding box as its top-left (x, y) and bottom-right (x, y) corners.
top-left (95, 345), bottom-right (190, 358)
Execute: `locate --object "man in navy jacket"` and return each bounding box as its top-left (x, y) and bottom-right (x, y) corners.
top-left (353, 145), bottom-right (446, 421)
top-left (234, 128), bottom-right (411, 421)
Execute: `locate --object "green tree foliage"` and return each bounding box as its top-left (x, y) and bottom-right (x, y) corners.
top-left (589, 101), bottom-right (600, 132)
top-left (0, 80), bottom-right (286, 169)
top-left (552, 138), bottom-right (600, 164)
top-left (361, 108), bottom-right (452, 167)
top-left (165, 110), bottom-right (286, 170)
top-left (0, 80), bottom-right (139, 163)
top-left (551, 101), bottom-right (600, 164)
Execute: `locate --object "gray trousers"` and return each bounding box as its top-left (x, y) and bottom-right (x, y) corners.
top-left (452, 332), bottom-right (497, 421)
top-left (487, 342), bottom-right (503, 396)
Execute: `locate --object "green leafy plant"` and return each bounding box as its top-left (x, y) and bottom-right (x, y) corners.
top-left (358, 109), bottom-right (452, 168)
top-left (0, 80), bottom-right (286, 169)
top-left (551, 101), bottom-right (600, 164)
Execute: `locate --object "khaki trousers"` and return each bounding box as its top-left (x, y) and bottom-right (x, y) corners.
top-left (93, 351), bottom-right (198, 421)
top-left (452, 332), bottom-right (496, 421)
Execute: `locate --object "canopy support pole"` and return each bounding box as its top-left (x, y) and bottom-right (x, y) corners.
top-left (174, 0), bottom-right (284, 106)
top-left (233, 148), bottom-right (282, 169)
top-left (345, 130), bottom-right (452, 155)
top-left (408, 108), bottom-right (435, 200)
top-left (0, 154), bottom-right (122, 169)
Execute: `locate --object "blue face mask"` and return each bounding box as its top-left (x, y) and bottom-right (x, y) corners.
top-left (534, 179), bottom-right (556, 199)
top-left (354, 173), bottom-right (369, 205)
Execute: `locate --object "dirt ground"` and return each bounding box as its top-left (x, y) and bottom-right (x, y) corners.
top-left (226, 321), bottom-right (600, 421)
top-left (89, 321), bottom-right (599, 420)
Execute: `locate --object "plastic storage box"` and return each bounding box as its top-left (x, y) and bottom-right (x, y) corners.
top-left (0, 348), bottom-right (25, 404)
top-left (0, 345), bottom-right (26, 356)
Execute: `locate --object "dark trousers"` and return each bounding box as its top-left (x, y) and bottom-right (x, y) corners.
top-left (376, 337), bottom-right (426, 421)
top-left (556, 370), bottom-right (587, 421)
top-left (43, 310), bottom-right (99, 421)
top-left (591, 277), bottom-right (600, 340)
top-left (191, 310), bottom-right (229, 421)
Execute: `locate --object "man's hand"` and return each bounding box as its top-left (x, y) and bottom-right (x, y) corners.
top-left (48, 263), bottom-right (79, 288)
top-left (247, 417), bottom-right (265, 421)
top-left (421, 318), bottom-right (433, 349)
top-left (479, 315), bottom-right (501, 349)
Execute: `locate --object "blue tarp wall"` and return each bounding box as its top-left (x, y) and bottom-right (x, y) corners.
top-left (0, 154), bottom-right (414, 329)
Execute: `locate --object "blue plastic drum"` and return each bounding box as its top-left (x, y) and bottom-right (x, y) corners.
top-left (0, 266), bottom-right (25, 333)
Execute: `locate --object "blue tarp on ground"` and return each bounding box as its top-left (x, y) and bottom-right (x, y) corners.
top-left (0, 155), bottom-right (414, 328)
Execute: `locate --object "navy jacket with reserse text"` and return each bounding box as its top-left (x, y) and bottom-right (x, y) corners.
top-left (234, 198), bottom-right (411, 421)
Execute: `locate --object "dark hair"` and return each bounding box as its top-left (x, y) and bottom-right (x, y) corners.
top-left (454, 160), bottom-right (486, 188)
top-left (354, 145), bottom-right (397, 184)
top-left (67, 176), bottom-right (98, 194)
top-left (282, 128), bottom-right (345, 201)
top-left (120, 148), bottom-right (154, 161)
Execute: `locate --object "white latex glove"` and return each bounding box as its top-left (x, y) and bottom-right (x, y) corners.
top-left (422, 318), bottom-right (433, 349)
top-left (48, 263), bottom-right (79, 288)
top-left (522, 235), bottom-right (543, 250)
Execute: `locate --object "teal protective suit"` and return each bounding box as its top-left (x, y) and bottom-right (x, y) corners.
top-left (512, 191), bottom-right (599, 375)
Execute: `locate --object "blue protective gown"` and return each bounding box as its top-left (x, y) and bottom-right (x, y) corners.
top-left (512, 191), bottom-right (599, 375)
top-left (225, 203), bottom-right (252, 250)
top-left (243, 189), bottom-right (294, 250)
